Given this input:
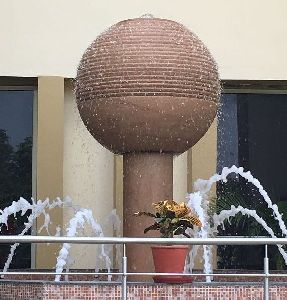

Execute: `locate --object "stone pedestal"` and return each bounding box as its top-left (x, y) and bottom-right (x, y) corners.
top-left (123, 153), bottom-right (173, 280)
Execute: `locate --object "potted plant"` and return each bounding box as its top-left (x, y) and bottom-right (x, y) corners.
top-left (135, 200), bottom-right (202, 283)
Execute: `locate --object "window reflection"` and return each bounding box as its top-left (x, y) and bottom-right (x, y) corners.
top-left (0, 90), bottom-right (33, 268)
top-left (217, 93), bottom-right (287, 270)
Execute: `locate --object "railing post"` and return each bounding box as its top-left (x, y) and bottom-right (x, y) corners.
top-left (122, 243), bottom-right (127, 300)
top-left (264, 244), bottom-right (269, 300)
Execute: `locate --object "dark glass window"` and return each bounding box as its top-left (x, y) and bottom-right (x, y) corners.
top-left (217, 93), bottom-right (287, 270)
top-left (0, 90), bottom-right (34, 268)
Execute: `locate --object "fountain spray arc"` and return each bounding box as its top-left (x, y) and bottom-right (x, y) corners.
top-left (0, 197), bottom-right (112, 281)
top-left (187, 165), bottom-right (287, 282)
top-left (0, 197), bottom-right (68, 276)
top-left (75, 16), bottom-right (220, 275)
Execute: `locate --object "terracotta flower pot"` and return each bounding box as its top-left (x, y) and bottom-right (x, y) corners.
top-left (151, 245), bottom-right (192, 283)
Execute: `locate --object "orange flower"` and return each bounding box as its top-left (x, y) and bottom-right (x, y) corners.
top-left (153, 200), bottom-right (191, 217)
top-left (136, 199), bottom-right (202, 238)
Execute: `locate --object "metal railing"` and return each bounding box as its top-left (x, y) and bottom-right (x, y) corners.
top-left (0, 236), bottom-right (287, 300)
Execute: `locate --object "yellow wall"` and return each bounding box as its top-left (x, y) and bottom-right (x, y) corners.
top-left (36, 77), bottom-right (64, 268)
top-left (191, 119), bottom-right (218, 193)
top-left (173, 153), bottom-right (188, 201)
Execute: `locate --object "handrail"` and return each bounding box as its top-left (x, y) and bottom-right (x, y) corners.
top-left (0, 235), bottom-right (285, 300)
top-left (0, 236), bottom-right (286, 245)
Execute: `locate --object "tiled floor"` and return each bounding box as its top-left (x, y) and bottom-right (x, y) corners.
top-left (0, 282), bottom-right (287, 299)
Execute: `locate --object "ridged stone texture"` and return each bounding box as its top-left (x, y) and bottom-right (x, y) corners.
top-left (76, 17), bottom-right (220, 154)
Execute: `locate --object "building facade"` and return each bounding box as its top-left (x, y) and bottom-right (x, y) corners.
top-left (1, 0), bottom-right (287, 269)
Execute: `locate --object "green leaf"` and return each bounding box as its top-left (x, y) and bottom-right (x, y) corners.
top-left (173, 226), bottom-right (191, 237)
top-left (165, 210), bottom-right (176, 219)
top-left (173, 227), bottom-right (185, 235)
top-left (144, 223), bottom-right (159, 234)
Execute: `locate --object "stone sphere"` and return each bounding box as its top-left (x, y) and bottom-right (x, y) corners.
top-left (76, 16), bottom-right (220, 154)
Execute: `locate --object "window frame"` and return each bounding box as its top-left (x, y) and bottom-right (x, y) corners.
top-left (0, 83), bottom-right (37, 269)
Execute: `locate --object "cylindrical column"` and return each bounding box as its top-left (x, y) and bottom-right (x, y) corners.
top-left (123, 153), bottom-right (173, 280)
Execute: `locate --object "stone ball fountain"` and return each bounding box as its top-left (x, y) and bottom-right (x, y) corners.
top-left (75, 16), bottom-right (220, 276)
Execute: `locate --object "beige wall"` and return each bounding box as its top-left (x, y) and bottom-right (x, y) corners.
top-left (63, 81), bottom-right (114, 268)
top-left (1, 0), bottom-right (287, 80)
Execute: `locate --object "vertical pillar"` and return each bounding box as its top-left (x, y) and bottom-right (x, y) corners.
top-left (114, 155), bottom-right (123, 231)
top-left (123, 153), bottom-right (173, 280)
top-left (36, 76), bottom-right (64, 268)
top-left (192, 119), bottom-right (217, 197)
top-left (173, 152), bottom-right (188, 201)
top-left (187, 149), bottom-right (193, 193)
